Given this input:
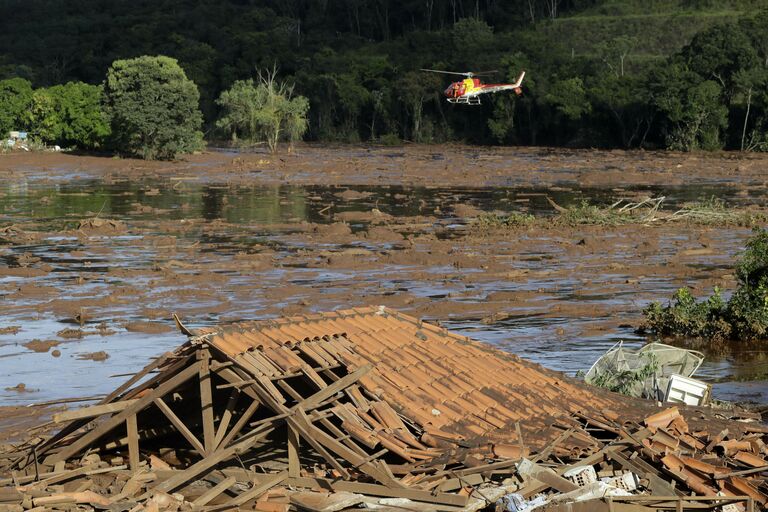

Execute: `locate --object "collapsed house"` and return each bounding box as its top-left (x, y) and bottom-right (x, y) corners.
top-left (0, 306), bottom-right (766, 511)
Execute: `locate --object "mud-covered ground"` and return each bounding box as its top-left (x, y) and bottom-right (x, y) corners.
top-left (1, 144), bottom-right (767, 438)
top-left (3, 144), bottom-right (768, 189)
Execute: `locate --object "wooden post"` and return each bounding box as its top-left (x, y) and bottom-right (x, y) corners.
top-left (126, 414), bottom-right (139, 473)
top-left (199, 349), bottom-right (215, 456)
top-left (288, 424), bottom-right (300, 478)
top-left (214, 389), bottom-right (240, 449)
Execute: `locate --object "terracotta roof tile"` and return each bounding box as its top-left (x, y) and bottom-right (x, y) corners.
top-left (203, 306), bottom-right (645, 447)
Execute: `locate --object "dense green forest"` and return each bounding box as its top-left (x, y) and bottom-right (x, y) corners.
top-left (1, 0), bottom-right (768, 150)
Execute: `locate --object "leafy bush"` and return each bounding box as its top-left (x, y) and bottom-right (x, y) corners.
top-left (643, 287), bottom-right (731, 340)
top-left (642, 229), bottom-right (768, 342)
top-left (103, 56), bottom-right (203, 160)
top-left (26, 82), bottom-right (109, 149)
top-left (0, 78), bottom-right (33, 136)
top-left (216, 69), bottom-right (309, 153)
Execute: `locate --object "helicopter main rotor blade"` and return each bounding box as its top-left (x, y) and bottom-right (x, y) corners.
top-left (471, 70), bottom-right (499, 76)
top-left (420, 68), bottom-right (472, 77)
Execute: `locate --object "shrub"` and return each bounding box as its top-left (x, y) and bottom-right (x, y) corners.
top-left (26, 82), bottom-right (109, 149)
top-left (642, 228), bottom-right (768, 342)
top-left (216, 69), bottom-right (309, 153)
top-left (0, 78), bottom-right (33, 136)
top-left (103, 56), bottom-right (203, 160)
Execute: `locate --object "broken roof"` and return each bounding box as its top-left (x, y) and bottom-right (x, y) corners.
top-left (199, 305), bottom-right (624, 446)
top-left (3, 306), bottom-right (766, 511)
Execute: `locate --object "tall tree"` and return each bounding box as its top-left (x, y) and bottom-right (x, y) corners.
top-left (102, 56), bottom-right (203, 160)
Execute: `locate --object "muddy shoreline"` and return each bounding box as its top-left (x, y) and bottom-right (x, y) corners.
top-left (3, 143), bottom-right (768, 189)
top-left (1, 144), bottom-right (767, 417)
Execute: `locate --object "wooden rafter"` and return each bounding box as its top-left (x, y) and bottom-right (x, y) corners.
top-left (199, 349), bottom-right (216, 455)
top-left (48, 363), bottom-right (200, 464)
top-left (153, 397), bottom-right (206, 457)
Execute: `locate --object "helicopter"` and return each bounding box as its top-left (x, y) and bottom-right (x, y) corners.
top-left (421, 69), bottom-right (525, 105)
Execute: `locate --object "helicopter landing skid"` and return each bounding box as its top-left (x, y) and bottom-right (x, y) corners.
top-left (448, 97), bottom-right (481, 105)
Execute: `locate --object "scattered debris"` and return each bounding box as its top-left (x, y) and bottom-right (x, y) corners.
top-left (76, 351), bottom-right (110, 362)
top-left (585, 341), bottom-right (707, 402)
top-left (3, 384), bottom-right (31, 393)
top-left (77, 218), bottom-right (126, 235)
top-left (0, 307), bottom-right (765, 511)
top-left (56, 328), bottom-right (85, 339)
top-left (124, 321), bottom-right (175, 334)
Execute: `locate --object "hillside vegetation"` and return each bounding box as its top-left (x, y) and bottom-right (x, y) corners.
top-left (1, 0), bottom-right (767, 152)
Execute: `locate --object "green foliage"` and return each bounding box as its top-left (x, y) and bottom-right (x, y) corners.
top-left (545, 78), bottom-right (592, 120)
top-left (591, 352), bottom-right (660, 395)
top-left (25, 82), bottom-right (109, 149)
top-left (487, 95), bottom-right (516, 143)
top-left (681, 23), bottom-right (759, 97)
top-left (643, 287), bottom-right (731, 339)
top-left (216, 70), bottom-right (309, 153)
top-left (378, 133), bottom-right (401, 145)
top-left (451, 18), bottom-right (495, 67)
top-left (0, 78), bottom-right (33, 135)
top-left (0, 1), bottom-right (767, 151)
top-left (642, 229), bottom-right (768, 342)
top-left (652, 65), bottom-right (727, 150)
top-left (103, 56), bottom-right (203, 160)
top-left (676, 196), bottom-right (768, 226)
top-left (556, 200), bottom-right (633, 226)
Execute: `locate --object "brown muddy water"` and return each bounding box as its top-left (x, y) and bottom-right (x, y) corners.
top-left (1, 152), bottom-right (767, 407)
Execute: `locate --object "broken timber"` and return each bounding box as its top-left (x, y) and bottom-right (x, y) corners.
top-left (2, 306), bottom-right (766, 511)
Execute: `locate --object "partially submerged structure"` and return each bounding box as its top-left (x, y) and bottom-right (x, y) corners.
top-left (1, 307), bottom-right (766, 511)
top-left (585, 342), bottom-right (708, 404)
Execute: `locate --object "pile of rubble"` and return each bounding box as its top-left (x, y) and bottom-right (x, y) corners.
top-left (0, 307), bottom-right (765, 511)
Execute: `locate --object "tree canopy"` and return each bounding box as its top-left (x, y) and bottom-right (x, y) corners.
top-left (216, 70), bottom-right (309, 152)
top-left (102, 56), bottom-right (203, 160)
top-left (1, 0), bottom-right (767, 151)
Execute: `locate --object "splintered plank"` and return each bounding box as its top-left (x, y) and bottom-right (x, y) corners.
top-left (285, 476), bottom-right (468, 507)
top-left (214, 390), bottom-right (240, 449)
top-left (199, 352), bottom-right (216, 455)
top-left (145, 421), bottom-right (276, 497)
top-left (126, 414), bottom-right (140, 472)
top-left (191, 476), bottom-right (237, 507)
top-left (53, 400), bottom-right (139, 423)
top-left (207, 471), bottom-right (288, 511)
top-left (32, 353), bottom-right (191, 464)
top-left (49, 363), bottom-right (200, 464)
top-left (287, 413), bottom-right (351, 479)
top-left (290, 407), bottom-right (400, 487)
top-left (288, 424), bottom-right (300, 478)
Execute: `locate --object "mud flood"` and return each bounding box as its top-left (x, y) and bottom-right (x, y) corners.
top-left (1, 145), bottom-right (767, 406)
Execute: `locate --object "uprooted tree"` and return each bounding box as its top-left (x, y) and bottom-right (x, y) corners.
top-left (215, 69), bottom-right (309, 153)
top-left (642, 228), bottom-right (768, 342)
